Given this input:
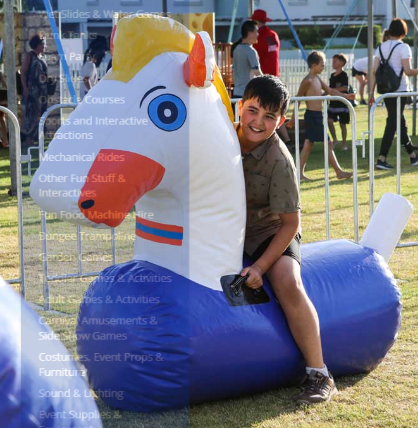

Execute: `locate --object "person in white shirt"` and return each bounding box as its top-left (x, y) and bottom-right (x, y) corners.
top-left (79, 49), bottom-right (105, 101)
top-left (352, 57), bottom-right (369, 105)
top-left (352, 30), bottom-right (389, 105)
top-left (369, 18), bottom-right (418, 170)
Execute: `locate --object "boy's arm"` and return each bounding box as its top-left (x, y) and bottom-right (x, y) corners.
top-left (242, 157), bottom-right (301, 288)
top-left (286, 78), bottom-right (310, 128)
top-left (320, 79), bottom-right (355, 100)
top-left (242, 212), bottom-right (300, 288)
top-left (332, 85), bottom-right (348, 93)
top-left (248, 48), bottom-right (262, 78)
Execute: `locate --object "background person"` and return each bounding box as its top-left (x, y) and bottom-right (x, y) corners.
top-left (352, 30), bottom-right (389, 105)
top-left (79, 48), bottom-right (106, 101)
top-left (21, 34), bottom-right (48, 146)
top-left (352, 57), bottom-right (368, 105)
top-left (369, 18), bottom-right (418, 170)
top-left (251, 9), bottom-right (280, 77)
top-left (231, 20), bottom-right (261, 98)
top-left (328, 53), bottom-right (350, 151)
top-left (287, 51), bottom-right (354, 181)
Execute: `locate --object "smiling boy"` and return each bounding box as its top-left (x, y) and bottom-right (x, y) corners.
top-left (237, 75), bottom-right (338, 405)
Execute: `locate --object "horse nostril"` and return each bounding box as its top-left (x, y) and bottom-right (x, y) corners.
top-left (81, 199), bottom-right (95, 209)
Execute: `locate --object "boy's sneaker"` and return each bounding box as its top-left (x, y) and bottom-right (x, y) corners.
top-left (411, 156), bottom-right (418, 166)
top-left (376, 159), bottom-right (394, 170)
top-left (296, 370), bottom-right (338, 405)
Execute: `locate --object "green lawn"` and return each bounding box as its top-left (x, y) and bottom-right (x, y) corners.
top-left (0, 103), bottom-right (417, 428)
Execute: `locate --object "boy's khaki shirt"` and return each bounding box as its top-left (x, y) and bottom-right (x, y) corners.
top-left (242, 130), bottom-right (301, 256)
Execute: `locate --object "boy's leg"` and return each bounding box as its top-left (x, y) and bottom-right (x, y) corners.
top-left (327, 141), bottom-right (352, 179)
top-left (278, 125), bottom-right (291, 145)
top-left (356, 75), bottom-right (365, 102)
top-left (267, 255), bottom-right (338, 404)
top-left (267, 256), bottom-right (324, 368)
top-left (340, 122), bottom-right (347, 151)
top-left (299, 139), bottom-right (314, 180)
top-left (0, 113), bottom-right (8, 147)
top-left (327, 118), bottom-right (338, 145)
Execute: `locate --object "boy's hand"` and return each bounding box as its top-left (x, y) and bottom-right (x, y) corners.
top-left (369, 96), bottom-right (375, 106)
top-left (286, 118), bottom-right (295, 129)
top-left (345, 93), bottom-right (356, 100)
top-left (240, 264), bottom-right (263, 289)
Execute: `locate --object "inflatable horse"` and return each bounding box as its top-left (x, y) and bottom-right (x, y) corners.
top-left (30, 15), bottom-right (402, 412)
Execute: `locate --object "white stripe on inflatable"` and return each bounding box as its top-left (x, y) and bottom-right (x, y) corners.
top-left (360, 193), bottom-right (414, 262)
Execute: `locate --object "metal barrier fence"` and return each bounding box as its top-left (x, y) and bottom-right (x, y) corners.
top-left (36, 104), bottom-right (118, 310)
top-left (369, 91), bottom-right (418, 249)
top-left (291, 96), bottom-right (359, 242)
top-left (0, 106), bottom-right (25, 297)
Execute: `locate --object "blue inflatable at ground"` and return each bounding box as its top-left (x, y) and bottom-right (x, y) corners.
top-left (77, 239), bottom-right (401, 412)
top-left (0, 279), bottom-right (103, 428)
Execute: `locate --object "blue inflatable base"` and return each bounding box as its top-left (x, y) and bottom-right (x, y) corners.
top-left (0, 280), bottom-right (102, 428)
top-left (77, 239), bottom-right (401, 412)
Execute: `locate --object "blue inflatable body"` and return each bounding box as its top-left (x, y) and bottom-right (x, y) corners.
top-left (0, 280), bottom-right (103, 428)
top-left (77, 239), bottom-right (402, 412)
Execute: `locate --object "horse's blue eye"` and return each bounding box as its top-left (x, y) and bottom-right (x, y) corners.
top-left (148, 94), bottom-right (187, 132)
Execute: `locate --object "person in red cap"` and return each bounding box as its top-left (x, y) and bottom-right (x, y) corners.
top-left (251, 9), bottom-right (280, 77)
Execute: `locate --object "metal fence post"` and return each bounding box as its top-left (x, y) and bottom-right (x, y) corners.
top-left (290, 95), bottom-right (358, 242)
top-left (0, 106), bottom-right (25, 297)
top-left (38, 104), bottom-right (77, 310)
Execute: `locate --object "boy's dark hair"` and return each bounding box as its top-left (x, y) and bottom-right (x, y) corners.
top-left (242, 75), bottom-right (290, 116)
top-left (29, 34), bottom-right (44, 50)
top-left (333, 53), bottom-right (347, 66)
top-left (307, 51), bottom-right (325, 68)
top-left (241, 20), bottom-right (258, 38)
top-left (388, 18), bottom-right (408, 38)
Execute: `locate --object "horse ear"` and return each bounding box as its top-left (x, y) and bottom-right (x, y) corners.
top-left (183, 32), bottom-right (215, 89)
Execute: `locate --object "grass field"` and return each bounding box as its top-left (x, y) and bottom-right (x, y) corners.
top-left (0, 104), bottom-right (417, 428)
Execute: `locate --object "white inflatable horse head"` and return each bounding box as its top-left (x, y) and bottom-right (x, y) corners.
top-left (30, 15), bottom-right (246, 291)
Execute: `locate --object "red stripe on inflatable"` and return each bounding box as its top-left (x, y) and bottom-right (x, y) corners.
top-left (136, 228), bottom-right (183, 246)
top-left (136, 216), bottom-right (183, 233)
top-left (110, 25), bottom-right (117, 57)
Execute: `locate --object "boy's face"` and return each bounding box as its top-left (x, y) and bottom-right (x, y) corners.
top-left (311, 59), bottom-right (325, 75)
top-left (248, 27), bottom-right (259, 44)
top-left (238, 97), bottom-right (286, 145)
top-left (332, 57), bottom-right (343, 70)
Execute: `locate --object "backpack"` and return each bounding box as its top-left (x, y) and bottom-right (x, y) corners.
top-left (375, 43), bottom-right (403, 94)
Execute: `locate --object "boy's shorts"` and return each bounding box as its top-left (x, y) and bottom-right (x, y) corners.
top-left (352, 67), bottom-right (366, 77)
top-left (304, 110), bottom-right (324, 143)
top-left (328, 108), bottom-right (350, 125)
top-left (246, 232), bottom-right (302, 265)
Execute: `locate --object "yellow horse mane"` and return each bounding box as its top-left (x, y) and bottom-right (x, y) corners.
top-left (105, 15), bottom-right (233, 122)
